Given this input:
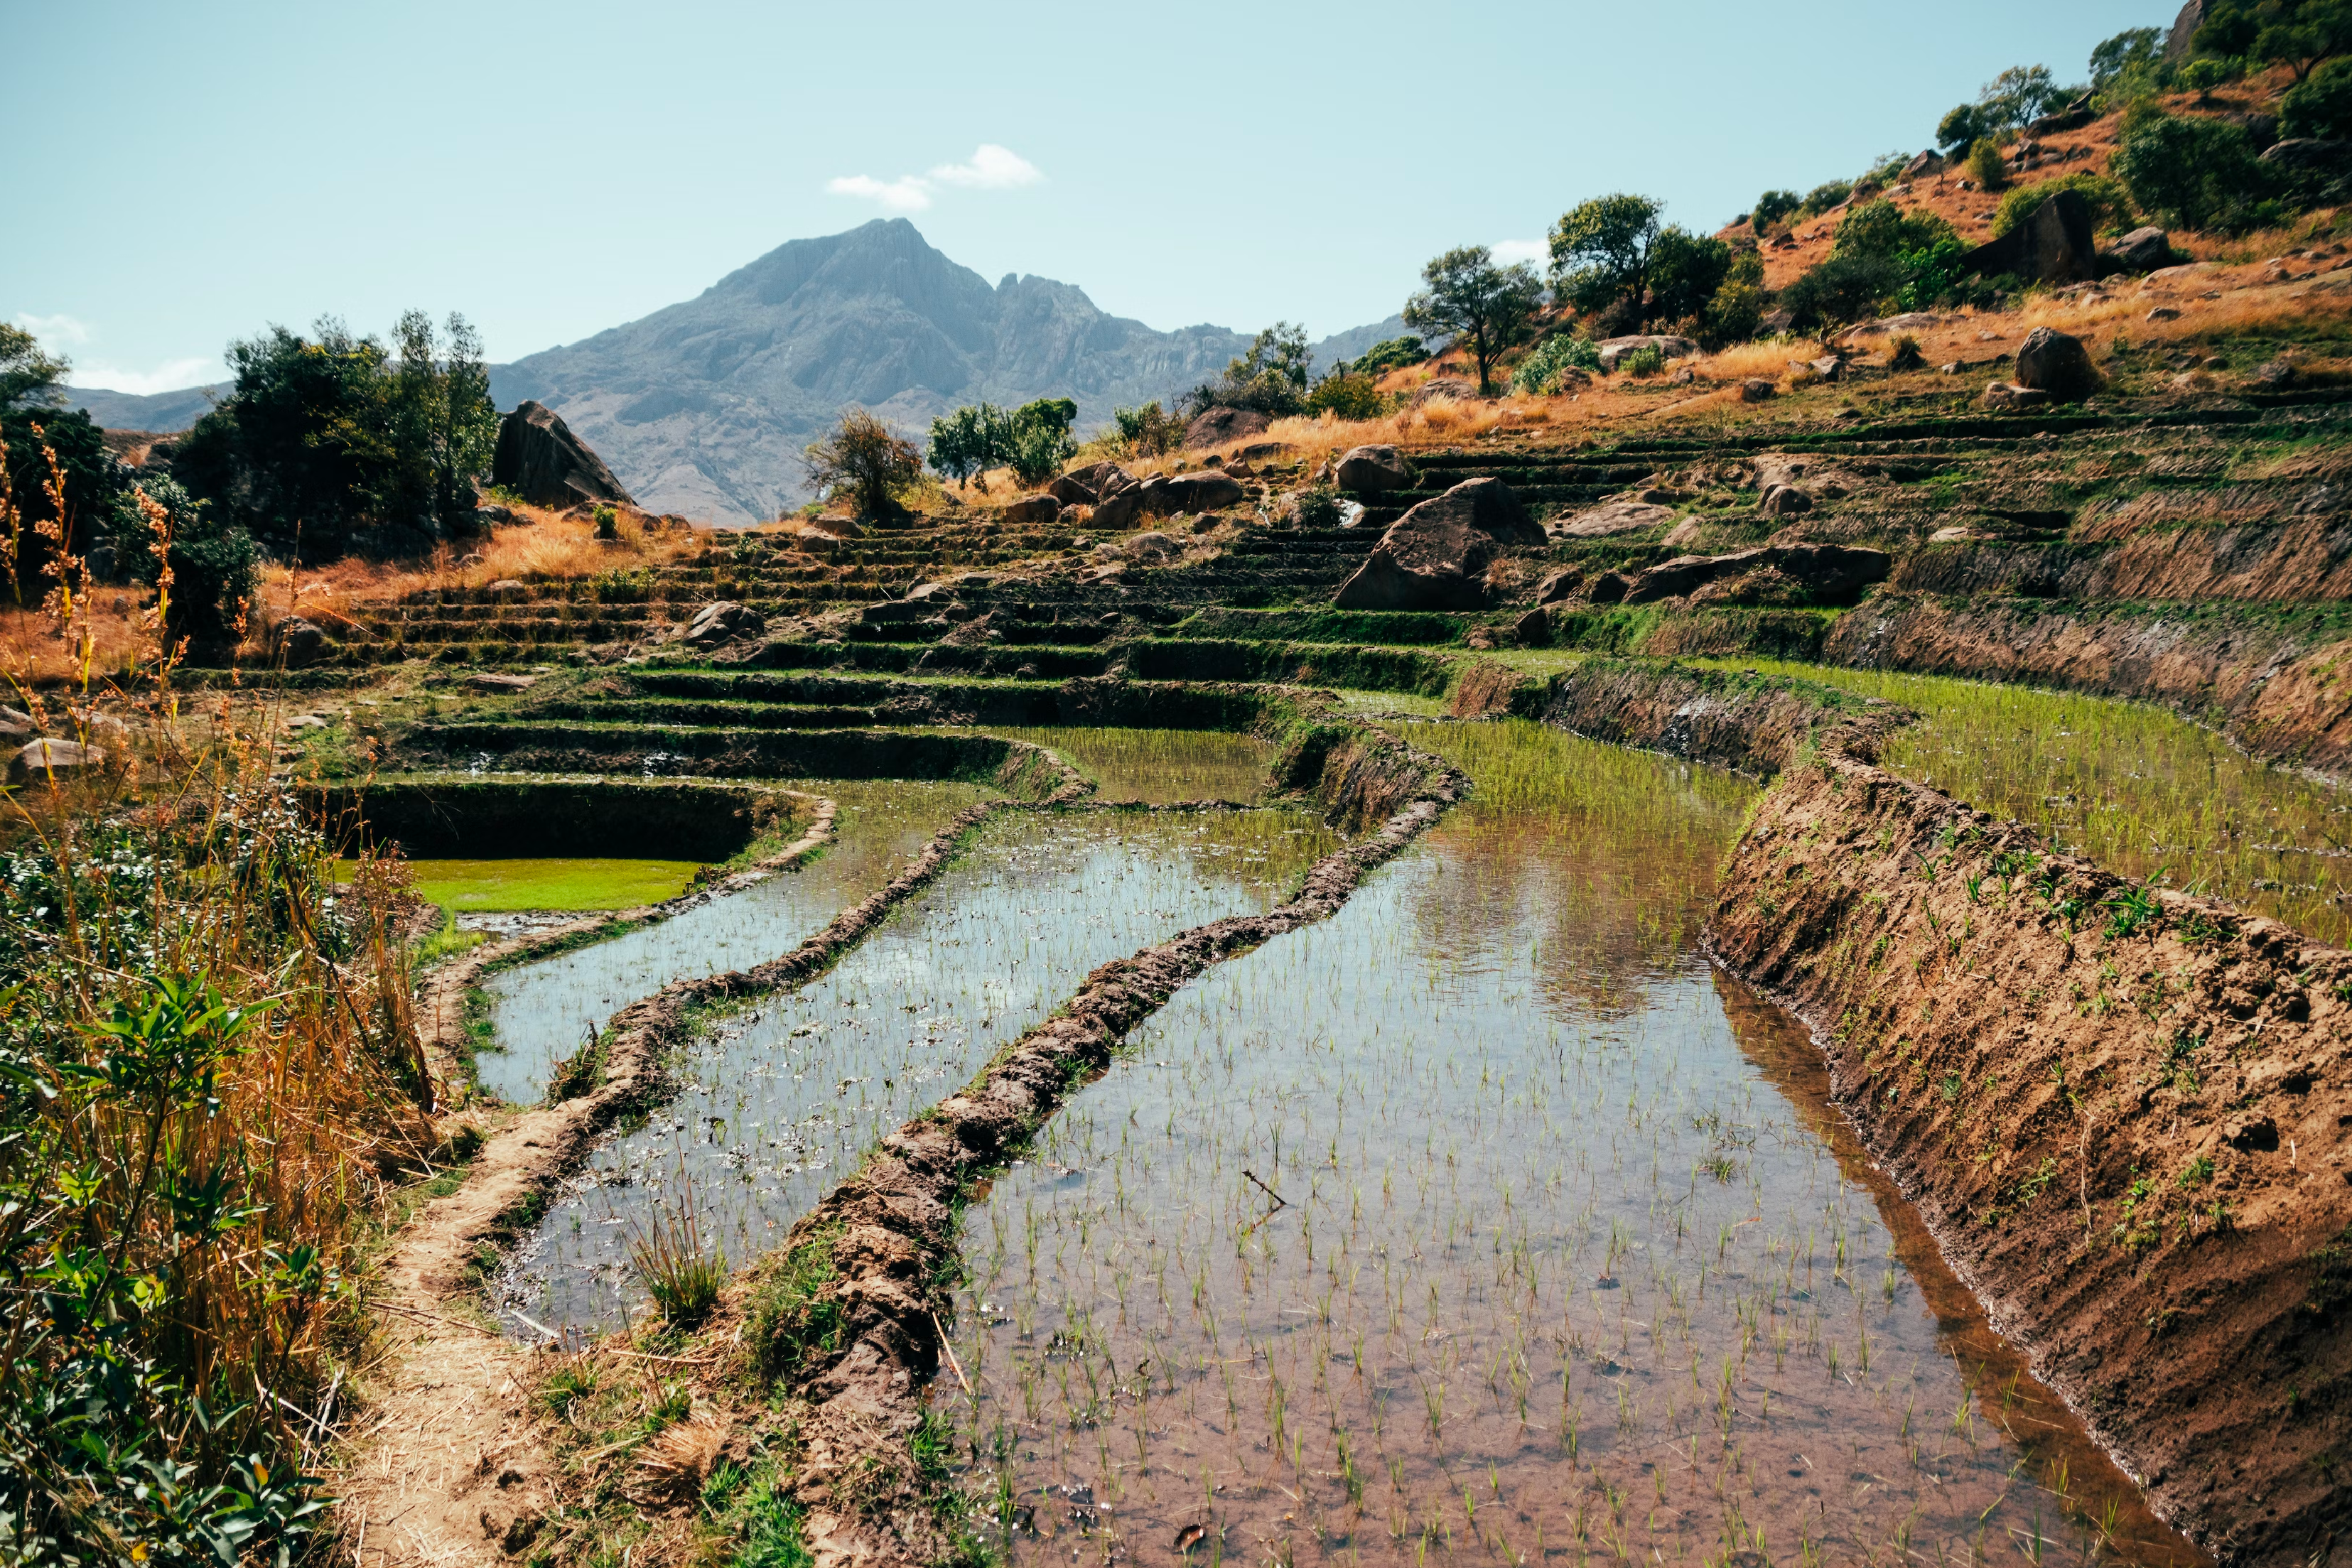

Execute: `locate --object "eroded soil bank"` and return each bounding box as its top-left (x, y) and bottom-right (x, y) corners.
top-left (1524, 661), bottom-right (2352, 1563)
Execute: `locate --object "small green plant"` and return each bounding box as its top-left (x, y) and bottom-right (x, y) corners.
top-left (2102, 882), bottom-right (2161, 939)
top-left (1965, 140), bottom-right (2008, 191)
top-left (629, 1171), bottom-right (727, 1327)
top-left (1509, 334), bottom-right (1601, 394)
top-left (592, 502), bottom-right (619, 540)
top-left (752, 1225), bottom-right (846, 1380)
top-left (1622, 344), bottom-right (1667, 378)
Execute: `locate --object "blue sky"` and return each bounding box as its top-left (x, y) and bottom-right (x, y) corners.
top-left (6, 0), bottom-right (2164, 394)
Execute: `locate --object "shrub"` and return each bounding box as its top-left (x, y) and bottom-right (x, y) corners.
top-left (1798, 180), bottom-right (1854, 217)
top-left (1700, 249), bottom-right (1768, 345)
top-left (1622, 344), bottom-right (1667, 378)
top-left (1547, 194), bottom-right (1666, 318)
top-left (2282, 57), bottom-right (2352, 139)
top-left (1781, 254), bottom-right (1906, 330)
top-left (804, 408), bottom-right (923, 517)
top-left (1992, 173), bottom-right (2133, 237)
top-left (1832, 200), bottom-right (1958, 262)
top-left (1965, 140), bottom-right (2009, 191)
top-left (1646, 227), bottom-right (1735, 325)
top-left (1938, 104), bottom-right (1992, 155)
top-left (1305, 370), bottom-right (1388, 421)
top-left (106, 475), bottom-right (260, 649)
top-left (926, 398), bottom-right (1077, 486)
top-left (1751, 190), bottom-right (1802, 232)
top-left (1110, 401), bottom-right (1185, 458)
top-left (1509, 334), bottom-right (1602, 394)
top-left (2114, 108), bottom-right (2274, 230)
top-left (1344, 335), bottom-right (1430, 377)
top-left (1185, 322), bottom-right (1313, 417)
top-left (1002, 397), bottom-right (1077, 485)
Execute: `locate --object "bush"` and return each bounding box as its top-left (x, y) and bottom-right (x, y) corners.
top-left (1938, 103), bottom-right (1992, 155)
top-left (106, 475), bottom-right (259, 650)
top-left (1798, 180), bottom-right (1854, 217)
top-left (1991, 173), bottom-right (2133, 238)
top-left (2282, 57), bottom-right (2352, 139)
top-left (1110, 401), bottom-right (1185, 458)
top-left (1646, 227), bottom-right (1735, 325)
top-left (1305, 371), bottom-right (1388, 421)
top-left (1700, 249), bottom-right (1768, 345)
top-left (1965, 140), bottom-right (2009, 190)
top-left (1833, 200), bottom-right (1958, 262)
top-left (1185, 322), bottom-right (1313, 417)
top-left (1344, 335), bottom-right (1430, 377)
top-left (2114, 108), bottom-right (2275, 230)
top-left (927, 397), bottom-right (1078, 486)
top-left (1622, 344), bottom-right (1667, 378)
top-left (1781, 254), bottom-right (1906, 330)
top-left (1750, 190), bottom-right (1801, 233)
top-left (1508, 334), bottom-right (1601, 394)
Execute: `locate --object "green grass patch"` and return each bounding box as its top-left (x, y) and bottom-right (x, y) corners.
top-left (340, 858), bottom-right (703, 911)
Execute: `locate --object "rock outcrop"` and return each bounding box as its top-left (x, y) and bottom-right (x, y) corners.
top-left (491, 401), bottom-right (637, 509)
top-left (1183, 406), bottom-right (1271, 449)
top-left (1621, 543), bottom-right (1890, 607)
top-left (2100, 225), bottom-right (2176, 272)
top-left (1334, 445), bottom-right (1413, 493)
top-left (1959, 189), bottom-right (2097, 285)
top-left (1333, 478), bottom-right (1544, 611)
top-left (1138, 471), bottom-right (1244, 516)
top-left (2016, 326), bottom-right (2101, 400)
top-left (1597, 335), bottom-right (1698, 372)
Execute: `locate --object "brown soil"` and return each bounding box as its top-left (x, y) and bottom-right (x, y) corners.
top-left (330, 750), bottom-right (1083, 1566)
top-left (1703, 717), bottom-right (2352, 1564)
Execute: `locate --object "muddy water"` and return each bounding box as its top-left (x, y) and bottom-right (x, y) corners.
top-left (497, 804), bottom-right (1343, 1338)
top-left (986, 728), bottom-right (1275, 804)
top-left (473, 780), bottom-right (994, 1105)
top-left (945, 721), bottom-right (2205, 1568)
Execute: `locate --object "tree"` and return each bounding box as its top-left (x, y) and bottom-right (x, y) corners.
top-left (1, 407), bottom-right (122, 598)
top-left (1546, 195), bottom-right (1663, 320)
top-left (102, 474), bottom-right (258, 649)
top-left (1185, 322), bottom-right (1314, 416)
top-left (804, 409), bottom-right (923, 517)
top-left (1980, 65), bottom-right (2065, 127)
top-left (1305, 370), bottom-right (1388, 421)
top-left (927, 403), bottom-right (1003, 482)
top-left (1831, 200), bottom-right (1957, 263)
top-left (1702, 251), bottom-right (1767, 345)
top-left (1110, 402), bottom-right (1186, 458)
top-left (1750, 190), bottom-right (1802, 232)
top-left (2283, 55), bottom-right (2352, 136)
top-left (1403, 247), bottom-right (1544, 396)
top-left (2113, 108), bottom-right (2272, 230)
top-left (2199, 0), bottom-right (2352, 82)
top-left (1936, 103), bottom-right (1993, 155)
top-left (1003, 397), bottom-right (1077, 485)
top-left (2090, 27), bottom-right (2164, 90)
top-left (0, 325), bottom-right (68, 412)
top-left (1644, 228), bottom-right (1734, 327)
top-left (1780, 255), bottom-right (1907, 332)
top-left (377, 311), bottom-right (497, 544)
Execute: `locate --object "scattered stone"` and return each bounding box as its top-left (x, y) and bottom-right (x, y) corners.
top-left (1739, 378), bottom-right (1776, 402)
top-left (11, 738), bottom-right (104, 784)
top-left (1586, 571), bottom-right (1631, 604)
top-left (475, 503), bottom-right (516, 527)
top-left (0, 708), bottom-right (32, 742)
top-left (2254, 359), bottom-right (2299, 386)
top-left (1045, 472), bottom-right (1098, 507)
top-left (1003, 494), bottom-right (1062, 524)
top-left (1182, 406), bottom-right (1272, 449)
top-left (1808, 356), bottom-right (1844, 382)
top-left (1332, 477), bottom-right (1545, 611)
top-left (1125, 531), bottom-right (1182, 562)
top-left (274, 617), bottom-right (328, 669)
top-left (1761, 485), bottom-right (1813, 517)
top-left (1554, 499), bottom-right (1677, 539)
top-left (490, 400), bottom-right (637, 508)
top-left (1900, 149), bottom-right (1946, 180)
top-left (2015, 327), bottom-right (2101, 400)
top-left (1408, 377), bottom-right (1479, 406)
top-left (2102, 226), bottom-right (2176, 273)
top-left (1597, 335), bottom-right (1699, 372)
top-left (1140, 471), bottom-right (1244, 516)
top-left (1464, 625), bottom-right (1499, 650)
top-left (1624, 543), bottom-right (1889, 605)
top-left (1982, 382), bottom-right (2055, 410)
top-left (2147, 306), bottom-right (2182, 323)
top-left (1668, 366), bottom-right (1696, 385)
top-left (1334, 445), bottom-right (1413, 493)
top-left (1511, 607), bottom-right (1552, 647)
top-left (1091, 488), bottom-right (1143, 529)
top-left (465, 672), bottom-right (538, 693)
top-left (682, 600), bottom-right (764, 649)
top-left (486, 578), bottom-right (529, 598)
top-left (1534, 568), bottom-right (1584, 605)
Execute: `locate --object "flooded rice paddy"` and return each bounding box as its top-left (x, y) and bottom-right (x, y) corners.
top-left (989, 728), bottom-right (1276, 804)
top-left (942, 721), bottom-right (2201, 1568)
top-left (472, 780), bottom-right (995, 1105)
top-left (394, 857), bottom-right (703, 912)
top-left (1714, 657), bottom-right (2352, 949)
top-left (495, 799), bottom-right (1341, 1336)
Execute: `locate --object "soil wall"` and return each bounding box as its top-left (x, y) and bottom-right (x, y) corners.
top-left (310, 776), bottom-right (804, 860)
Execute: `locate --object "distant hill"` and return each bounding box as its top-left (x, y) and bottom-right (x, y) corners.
top-left (57, 220), bottom-right (1410, 524)
top-left (52, 383), bottom-right (221, 433)
top-left (490, 220), bottom-right (1404, 522)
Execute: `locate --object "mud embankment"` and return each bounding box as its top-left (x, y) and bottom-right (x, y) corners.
top-left (1565, 661), bottom-right (2352, 1563)
top-left (1825, 593), bottom-right (2352, 778)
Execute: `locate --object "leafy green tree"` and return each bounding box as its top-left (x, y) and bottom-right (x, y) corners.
top-left (1750, 190), bottom-right (1802, 232)
top-left (2198, 0), bottom-right (2352, 82)
top-left (927, 403), bottom-right (1003, 482)
top-left (1305, 370), bottom-right (1388, 421)
top-left (1780, 255), bottom-right (1906, 331)
top-left (2114, 108), bottom-right (2272, 229)
top-left (1186, 322), bottom-right (1315, 416)
top-left (1937, 103), bottom-right (1994, 154)
top-left (1702, 249), bottom-right (1768, 344)
top-left (1982, 64), bottom-right (2064, 125)
top-left (1832, 200), bottom-right (1958, 261)
top-left (804, 408), bottom-right (923, 517)
top-left (2091, 27), bottom-right (2165, 90)
top-left (1341, 336), bottom-right (1429, 377)
top-left (1004, 397), bottom-right (1078, 485)
top-left (106, 475), bottom-right (259, 649)
top-left (2283, 54), bottom-right (2352, 135)
top-left (0, 324), bottom-right (69, 412)
top-left (1645, 228), bottom-right (1734, 326)
top-left (376, 311), bottom-right (497, 544)
top-left (1, 407), bottom-right (122, 597)
top-left (1110, 402), bottom-right (1185, 458)
top-left (1404, 246), bottom-right (1544, 396)
top-left (1545, 195), bottom-right (1663, 319)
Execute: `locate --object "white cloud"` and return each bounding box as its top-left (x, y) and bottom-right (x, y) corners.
top-left (826, 173), bottom-right (934, 212)
top-left (1491, 239), bottom-right (1547, 266)
top-left (70, 358), bottom-right (215, 396)
top-left (927, 144), bottom-right (1042, 190)
top-left (14, 313), bottom-right (91, 345)
top-left (828, 144), bottom-right (1042, 211)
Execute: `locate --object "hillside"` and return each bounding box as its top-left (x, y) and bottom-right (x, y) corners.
top-left (51, 382), bottom-right (221, 431)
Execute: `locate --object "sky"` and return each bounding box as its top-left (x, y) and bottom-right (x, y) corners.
top-left (6, 0), bottom-right (2167, 394)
